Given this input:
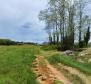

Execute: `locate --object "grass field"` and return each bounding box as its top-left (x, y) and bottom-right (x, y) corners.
top-left (0, 46), bottom-right (37, 84)
top-left (0, 45), bottom-right (91, 84)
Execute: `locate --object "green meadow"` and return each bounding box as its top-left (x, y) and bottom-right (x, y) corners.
top-left (0, 46), bottom-right (37, 84)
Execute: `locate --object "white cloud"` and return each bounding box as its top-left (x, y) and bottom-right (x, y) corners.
top-left (0, 0), bottom-right (90, 43)
top-left (0, 0), bottom-right (48, 43)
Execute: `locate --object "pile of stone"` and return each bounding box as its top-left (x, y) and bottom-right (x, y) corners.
top-left (63, 50), bottom-right (74, 56)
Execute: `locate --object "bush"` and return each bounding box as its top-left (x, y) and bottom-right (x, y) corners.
top-left (57, 36), bottom-right (74, 51)
top-left (41, 44), bottom-right (58, 50)
top-left (79, 41), bottom-right (85, 48)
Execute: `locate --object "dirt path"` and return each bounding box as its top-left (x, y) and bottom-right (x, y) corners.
top-left (58, 63), bottom-right (91, 84)
top-left (33, 56), bottom-right (71, 84)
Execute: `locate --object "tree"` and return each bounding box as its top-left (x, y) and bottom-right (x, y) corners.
top-left (84, 27), bottom-right (90, 46)
top-left (39, 0), bottom-right (91, 50)
top-left (84, 16), bottom-right (91, 46)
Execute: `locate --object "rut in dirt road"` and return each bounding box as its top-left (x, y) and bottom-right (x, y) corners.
top-left (33, 56), bottom-right (71, 84)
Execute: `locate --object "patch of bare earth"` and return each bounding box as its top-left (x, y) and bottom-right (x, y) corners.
top-left (58, 63), bottom-right (91, 84)
top-left (32, 56), bottom-right (71, 84)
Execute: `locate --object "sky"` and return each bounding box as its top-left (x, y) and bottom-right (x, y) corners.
top-left (0, 0), bottom-right (48, 43)
top-left (0, 0), bottom-right (91, 43)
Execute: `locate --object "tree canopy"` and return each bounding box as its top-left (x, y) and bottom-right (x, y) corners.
top-left (39, 0), bottom-right (91, 50)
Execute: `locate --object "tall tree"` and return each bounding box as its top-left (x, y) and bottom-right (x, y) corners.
top-left (39, 0), bottom-right (91, 50)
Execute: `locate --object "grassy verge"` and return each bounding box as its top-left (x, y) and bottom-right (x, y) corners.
top-left (41, 44), bottom-right (58, 51)
top-left (47, 54), bottom-right (91, 75)
top-left (0, 46), bottom-right (37, 84)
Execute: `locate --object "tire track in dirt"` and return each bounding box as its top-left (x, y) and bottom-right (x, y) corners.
top-left (33, 56), bottom-right (71, 84)
top-left (58, 63), bottom-right (91, 84)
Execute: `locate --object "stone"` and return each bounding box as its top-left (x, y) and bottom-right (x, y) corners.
top-left (64, 50), bottom-right (73, 56)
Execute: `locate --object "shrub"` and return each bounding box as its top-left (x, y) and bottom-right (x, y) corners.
top-left (41, 44), bottom-right (58, 50)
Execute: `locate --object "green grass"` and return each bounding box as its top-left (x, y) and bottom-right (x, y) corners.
top-left (41, 44), bottom-right (58, 51)
top-left (47, 54), bottom-right (91, 75)
top-left (53, 79), bottom-right (63, 84)
top-left (0, 46), bottom-right (37, 84)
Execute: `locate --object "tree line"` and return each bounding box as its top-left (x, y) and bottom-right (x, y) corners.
top-left (0, 39), bottom-right (37, 45)
top-left (0, 39), bottom-right (17, 45)
top-left (39, 0), bottom-right (91, 50)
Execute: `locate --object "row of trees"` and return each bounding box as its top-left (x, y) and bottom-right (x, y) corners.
top-left (0, 39), bottom-right (17, 45)
top-left (0, 39), bottom-right (37, 45)
top-left (39, 0), bottom-right (91, 50)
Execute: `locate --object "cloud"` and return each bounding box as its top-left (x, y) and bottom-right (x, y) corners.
top-left (0, 0), bottom-right (48, 43)
top-left (0, 0), bottom-right (90, 43)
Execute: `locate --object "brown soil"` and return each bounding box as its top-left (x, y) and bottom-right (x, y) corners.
top-left (33, 56), bottom-right (71, 84)
top-left (58, 63), bottom-right (91, 84)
